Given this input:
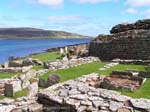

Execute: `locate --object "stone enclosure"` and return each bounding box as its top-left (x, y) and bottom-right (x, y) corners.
top-left (89, 19), bottom-right (150, 61)
top-left (38, 73), bottom-right (150, 112)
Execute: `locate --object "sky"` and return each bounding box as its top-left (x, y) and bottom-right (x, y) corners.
top-left (0, 0), bottom-right (150, 36)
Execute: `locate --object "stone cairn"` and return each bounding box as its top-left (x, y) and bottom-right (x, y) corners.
top-left (89, 19), bottom-right (150, 61)
top-left (38, 73), bottom-right (150, 112)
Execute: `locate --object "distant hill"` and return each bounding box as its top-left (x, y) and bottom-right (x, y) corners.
top-left (0, 28), bottom-right (89, 39)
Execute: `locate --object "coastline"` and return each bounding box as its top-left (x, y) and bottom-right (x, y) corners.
top-left (4, 41), bottom-right (91, 63)
top-left (0, 38), bottom-right (94, 64)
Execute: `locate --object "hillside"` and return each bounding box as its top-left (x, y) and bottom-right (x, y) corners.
top-left (0, 28), bottom-right (88, 39)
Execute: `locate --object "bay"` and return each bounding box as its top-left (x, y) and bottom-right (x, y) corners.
top-left (0, 38), bottom-right (93, 64)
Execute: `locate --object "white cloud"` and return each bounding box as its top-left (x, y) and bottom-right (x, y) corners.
top-left (126, 0), bottom-right (150, 7)
top-left (47, 15), bottom-right (83, 21)
top-left (126, 8), bottom-right (138, 14)
top-left (72, 0), bottom-right (117, 4)
top-left (144, 9), bottom-right (150, 18)
top-left (27, 0), bottom-right (63, 7)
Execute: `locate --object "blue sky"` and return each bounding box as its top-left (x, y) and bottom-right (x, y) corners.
top-left (0, 0), bottom-right (150, 36)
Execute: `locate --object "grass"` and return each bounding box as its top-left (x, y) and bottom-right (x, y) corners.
top-left (39, 62), bottom-right (149, 98)
top-left (39, 62), bottom-right (107, 81)
top-left (98, 64), bottom-right (147, 75)
top-left (0, 88), bottom-right (28, 99)
top-left (29, 52), bottom-right (61, 62)
top-left (0, 72), bottom-right (17, 79)
top-left (119, 78), bottom-right (150, 98)
top-left (13, 88), bottom-right (28, 99)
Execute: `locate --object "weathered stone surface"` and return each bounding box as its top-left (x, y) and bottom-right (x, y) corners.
top-left (47, 74), bottom-right (60, 87)
top-left (0, 98), bottom-right (15, 105)
top-left (0, 105), bottom-right (16, 112)
top-left (4, 79), bottom-right (22, 97)
top-left (117, 108), bottom-right (132, 112)
top-left (39, 78), bottom-right (47, 87)
top-left (28, 103), bottom-right (43, 112)
top-left (130, 99), bottom-right (150, 111)
top-left (27, 82), bottom-right (38, 99)
top-left (109, 101), bottom-right (124, 112)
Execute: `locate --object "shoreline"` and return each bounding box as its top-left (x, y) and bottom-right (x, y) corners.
top-left (0, 38), bottom-right (94, 64)
top-left (3, 42), bottom-right (90, 63)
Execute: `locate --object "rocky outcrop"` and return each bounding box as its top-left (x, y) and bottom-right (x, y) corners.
top-left (89, 19), bottom-right (150, 61)
top-left (110, 19), bottom-right (150, 34)
top-left (38, 73), bottom-right (150, 112)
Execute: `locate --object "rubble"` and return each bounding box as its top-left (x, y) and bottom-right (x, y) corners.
top-left (44, 56), bottom-right (100, 70)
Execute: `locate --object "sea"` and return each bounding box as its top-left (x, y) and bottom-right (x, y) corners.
top-left (0, 38), bottom-right (93, 64)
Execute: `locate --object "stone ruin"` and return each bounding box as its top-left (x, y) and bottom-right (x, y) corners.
top-left (0, 69), bottom-right (37, 97)
top-left (0, 73), bottom-right (150, 112)
top-left (89, 19), bottom-right (150, 61)
top-left (44, 56), bottom-right (100, 70)
top-left (38, 73), bottom-right (150, 112)
top-left (100, 69), bottom-right (150, 91)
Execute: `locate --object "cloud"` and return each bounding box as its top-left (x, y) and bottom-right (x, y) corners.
top-left (126, 8), bottom-right (138, 14)
top-left (144, 9), bottom-right (150, 18)
top-left (72, 0), bottom-right (117, 4)
top-left (27, 0), bottom-right (63, 8)
top-left (126, 0), bottom-right (150, 7)
top-left (47, 15), bottom-right (84, 21)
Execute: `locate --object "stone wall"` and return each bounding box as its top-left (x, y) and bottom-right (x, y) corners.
top-left (38, 73), bottom-right (150, 112)
top-left (89, 19), bottom-right (150, 61)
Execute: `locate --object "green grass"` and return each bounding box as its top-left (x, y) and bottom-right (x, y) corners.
top-left (0, 72), bottom-right (17, 79)
top-left (39, 62), bottom-right (107, 82)
top-left (13, 88), bottom-right (28, 99)
top-left (0, 88), bottom-right (28, 99)
top-left (39, 62), bottom-right (149, 98)
top-left (98, 64), bottom-right (147, 75)
top-left (120, 78), bottom-right (150, 98)
top-left (29, 52), bottom-right (61, 62)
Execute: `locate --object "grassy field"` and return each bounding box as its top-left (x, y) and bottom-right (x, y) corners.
top-left (0, 72), bottom-right (17, 79)
top-left (0, 51), bottom-right (149, 99)
top-left (29, 52), bottom-right (61, 62)
top-left (0, 88), bottom-right (28, 99)
top-left (39, 62), bottom-right (150, 98)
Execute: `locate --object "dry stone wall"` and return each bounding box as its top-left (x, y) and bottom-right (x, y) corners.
top-left (38, 73), bottom-right (150, 112)
top-left (89, 19), bottom-right (150, 61)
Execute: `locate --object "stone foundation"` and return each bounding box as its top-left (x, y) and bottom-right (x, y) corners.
top-left (44, 56), bottom-right (100, 71)
top-left (38, 73), bottom-right (150, 112)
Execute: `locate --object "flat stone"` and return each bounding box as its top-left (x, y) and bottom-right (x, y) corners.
top-left (69, 94), bottom-right (88, 100)
top-left (130, 99), bottom-right (150, 111)
top-left (77, 106), bottom-right (87, 112)
top-left (117, 108), bottom-right (132, 112)
top-left (0, 105), bottom-right (16, 112)
top-left (81, 100), bottom-right (92, 106)
top-left (109, 101), bottom-right (124, 112)
top-left (68, 89), bottom-right (81, 95)
top-left (0, 98), bottom-right (15, 105)
top-left (92, 100), bottom-right (109, 108)
top-left (64, 98), bottom-right (80, 109)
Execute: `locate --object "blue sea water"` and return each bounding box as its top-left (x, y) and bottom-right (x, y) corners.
top-left (0, 38), bottom-right (93, 64)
